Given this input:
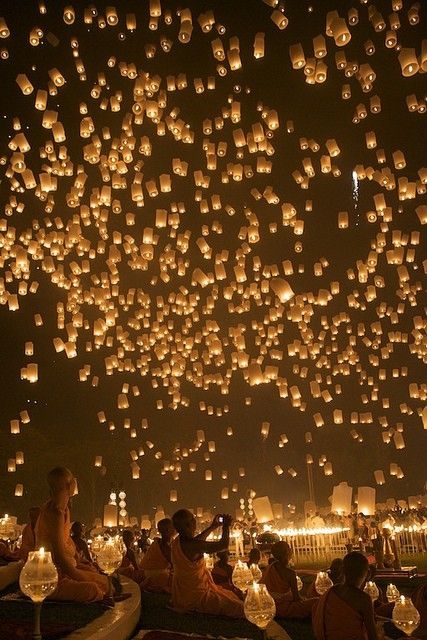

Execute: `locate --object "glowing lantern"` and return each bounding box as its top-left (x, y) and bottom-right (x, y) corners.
top-left (398, 48), bottom-right (419, 76)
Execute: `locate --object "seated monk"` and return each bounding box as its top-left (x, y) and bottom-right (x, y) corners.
top-left (307, 558), bottom-right (344, 597)
top-left (248, 547), bottom-right (262, 567)
top-left (36, 467), bottom-right (118, 602)
top-left (261, 541), bottom-right (318, 618)
top-left (139, 518), bottom-right (174, 592)
top-left (171, 510), bottom-right (244, 617)
top-left (312, 551), bottom-right (378, 640)
top-left (70, 521), bottom-right (92, 565)
top-left (118, 529), bottom-right (145, 584)
top-left (19, 507), bottom-right (40, 561)
top-left (211, 550), bottom-right (234, 590)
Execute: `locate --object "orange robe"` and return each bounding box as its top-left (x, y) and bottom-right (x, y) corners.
top-left (139, 538), bottom-right (172, 593)
top-left (312, 588), bottom-right (368, 640)
top-left (171, 537), bottom-right (244, 617)
top-left (19, 524), bottom-right (36, 561)
top-left (212, 563), bottom-right (234, 591)
top-left (261, 563), bottom-right (317, 618)
top-left (35, 501), bottom-right (110, 602)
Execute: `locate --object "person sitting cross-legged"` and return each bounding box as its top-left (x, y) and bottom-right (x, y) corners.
top-left (171, 510), bottom-right (244, 617)
top-left (140, 518), bottom-right (174, 593)
top-left (312, 551), bottom-right (379, 640)
top-left (35, 467), bottom-right (119, 602)
top-left (118, 529), bottom-right (145, 584)
top-left (18, 506), bottom-right (40, 561)
top-left (307, 557), bottom-right (344, 597)
top-left (211, 549), bottom-right (235, 591)
top-left (261, 541), bottom-right (318, 619)
top-left (70, 521), bottom-right (93, 565)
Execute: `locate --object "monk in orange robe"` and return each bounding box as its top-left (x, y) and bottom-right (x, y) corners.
top-left (36, 467), bottom-right (118, 602)
top-left (211, 550), bottom-right (234, 591)
top-left (312, 551), bottom-right (378, 640)
top-left (140, 518), bottom-right (174, 593)
top-left (118, 529), bottom-right (145, 583)
top-left (19, 507), bottom-right (41, 561)
top-left (307, 558), bottom-right (344, 598)
top-left (261, 541), bottom-right (318, 618)
top-left (171, 509), bottom-right (244, 617)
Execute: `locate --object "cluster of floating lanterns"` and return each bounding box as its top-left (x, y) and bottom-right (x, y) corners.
top-left (0, 0), bottom-right (426, 504)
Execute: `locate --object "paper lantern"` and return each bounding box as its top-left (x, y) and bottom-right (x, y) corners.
top-left (15, 484), bottom-right (24, 497)
top-left (357, 487), bottom-right (376, 515)
top-left (103, 504), bottom-right (118, 528)
top-left (398, 48), bottom-right (419, 77)
top-left (331, 17), bottom-right (351, 46)
top-left (16, 74), bottom-right (34, 95)
top-left (270, 278), bottom-right (294, 303)
top-left (374, 470), bottom-right (385, 485)
top-left (331, 482), bottom-right (352, 515)
top-left (313, 34), bottom-right (327, 58)
top-left (252, 496), bottom-right (274, 523)
top-left (0, 17), bottom-right (10, 38)
top-left (289, 43), bottom-right (305, 69)
top-left (261, 422), bottom-right (270, 438)
top-left (271, 9), bottom-right (288, 30)
top-left (10, 420), bottom-right (20, 435)
top-left (324, 462), bottom-right (333, 476)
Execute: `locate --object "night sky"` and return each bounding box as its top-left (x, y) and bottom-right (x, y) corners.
top-left (0, 0), bottom-right (426, 525)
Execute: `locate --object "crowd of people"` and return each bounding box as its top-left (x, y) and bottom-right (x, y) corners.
top-left (1, 467), bottom-right (427, 640)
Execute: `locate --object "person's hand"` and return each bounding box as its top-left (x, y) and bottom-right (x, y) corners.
top-left (222, 514), bottom-right (233, 527)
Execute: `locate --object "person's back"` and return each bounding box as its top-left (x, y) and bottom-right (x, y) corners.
top-left (312, 551), bottom-right (378, 640)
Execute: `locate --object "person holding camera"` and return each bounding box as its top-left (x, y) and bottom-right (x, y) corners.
top-left (170, 510), bottom-right (244, 617)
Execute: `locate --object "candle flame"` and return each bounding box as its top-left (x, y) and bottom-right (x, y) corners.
top-left (38, 546), bottom-right (45, 556)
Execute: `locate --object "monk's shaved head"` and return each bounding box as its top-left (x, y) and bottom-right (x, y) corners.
top-left (158, 518), bottom-right (174, 536)
top-left (343, 551), bottom-right (369, 585)
top-left (172, 509), bottom-right (195, 534)
top-left (47, 467), bottom-right (74, 492)
top-left (271, 540), bottom-right (292, 562)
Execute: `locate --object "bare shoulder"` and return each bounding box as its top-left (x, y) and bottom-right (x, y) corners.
top-left (44, 503), bottom-right (65, 522)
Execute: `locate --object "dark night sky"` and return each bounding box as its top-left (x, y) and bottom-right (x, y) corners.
top-left (0, 0), bottom-right (426, 525)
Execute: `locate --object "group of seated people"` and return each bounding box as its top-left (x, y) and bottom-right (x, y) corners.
top-left (1, 466), bottom-right (426, 640)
